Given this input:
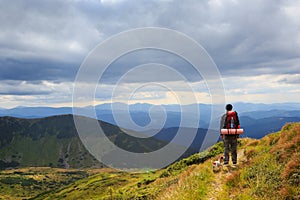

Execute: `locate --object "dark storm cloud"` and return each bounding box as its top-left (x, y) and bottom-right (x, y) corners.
top-left (148, 0), bottom-right (300, 76)
top-left (0, 90), bottom-right (51, 96)
top-left (0, 0), bottom-right (101, 82)
top-left (0, 58), bottom-right (77, 81)
top-left (99, 49), bottom-right (202, 84)
top-left (0, 0), bottom-right (299, 82)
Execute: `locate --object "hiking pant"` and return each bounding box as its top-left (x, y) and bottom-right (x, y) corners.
top-left (223, 135), bottom-right (238, 164)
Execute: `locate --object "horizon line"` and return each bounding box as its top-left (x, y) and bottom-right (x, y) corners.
top-left (1, 101), bottom-right (300, 109)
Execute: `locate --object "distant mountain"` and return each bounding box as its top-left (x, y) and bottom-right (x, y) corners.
top-left (0, 104), bottom-right (211, 129)
top-left (240, 116), bottom-right (300, 138)
top-left (97, 110), bottom-right (208, 131)
top-left (233, 102), bottom-right (300, 112)
top-left (0, 107), bottom-right (73, 118)
top-left (1, 102), bottom-right (300, 132)
top-left (147, 115), bottom-right (300, 146)
top-left (240, 109), bottom-right (300, 119)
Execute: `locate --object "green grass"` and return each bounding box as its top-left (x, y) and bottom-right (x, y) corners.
top-left (158, 163), bottom-right (214, 200)
top-left (0, 134), bottom-right (99, 168)
top-left (160, 141), bottom-right (223, 178)
top-left (0, 167), bottom-right (88, 199)
top-left (34, 170), bottom-right (161, 200)
top-left (222, 123), bottom-right (300, 200)
top-left (1, 123), bottom-right (299, 200)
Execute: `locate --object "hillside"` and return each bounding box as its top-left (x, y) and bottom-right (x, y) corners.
top-left (0, 115), bottom-right (171, 169)
top-left (1, 123), bottom-right (299, 199)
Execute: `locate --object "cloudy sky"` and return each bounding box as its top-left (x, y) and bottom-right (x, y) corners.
top-left (0, 0), bottom-right (300, 108)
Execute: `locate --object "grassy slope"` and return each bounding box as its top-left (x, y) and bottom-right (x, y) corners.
top-left (0, 115), bottom-right (102, 169)
top-left (0, 167), bottom-right (89, 200)
top-left (0, 123), bottom-right (299, 199)
top-left (219, 122), bottom-right (300, 200)
top-left (160, 122), bottom-right (300, 200)
top-left (0, 134), bottom-right (99, 168)
top-left (0, 115), bottom-right (175, 169)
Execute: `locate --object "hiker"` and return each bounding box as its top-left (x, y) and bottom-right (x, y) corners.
top-left (220, 104), bottom-right (240, 165)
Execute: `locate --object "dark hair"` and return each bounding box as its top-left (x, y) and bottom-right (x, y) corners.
top-left (226, 104), bottom-right (233, 111)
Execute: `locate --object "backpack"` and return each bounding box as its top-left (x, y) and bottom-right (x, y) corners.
top-left (224, 111), bottom-right (238, 129)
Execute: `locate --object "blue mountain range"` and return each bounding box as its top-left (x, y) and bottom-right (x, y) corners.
top-left (1, 102), bottom-right (300, 140)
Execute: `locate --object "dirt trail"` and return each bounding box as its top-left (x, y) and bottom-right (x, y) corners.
top-left (206, 150), bottom-right (245, 200)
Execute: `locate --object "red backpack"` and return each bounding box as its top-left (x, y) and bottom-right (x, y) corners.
top-left (224, 111), bottom-right (238, 129)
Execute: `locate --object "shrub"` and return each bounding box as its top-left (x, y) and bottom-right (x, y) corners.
top-left (244, 148), bottom-right (258, 160)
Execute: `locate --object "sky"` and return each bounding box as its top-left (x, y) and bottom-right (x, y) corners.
top-left (0, 0), bottom-right (300, 108)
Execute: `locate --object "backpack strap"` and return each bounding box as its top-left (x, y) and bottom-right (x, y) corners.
top-left (223, 114), bottom-right (228, 129)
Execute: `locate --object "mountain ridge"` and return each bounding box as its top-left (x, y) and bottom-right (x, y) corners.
top-left (1, 102), bottom-right (300, 118)
top-left (1, 103), bottom-right (300, 133)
